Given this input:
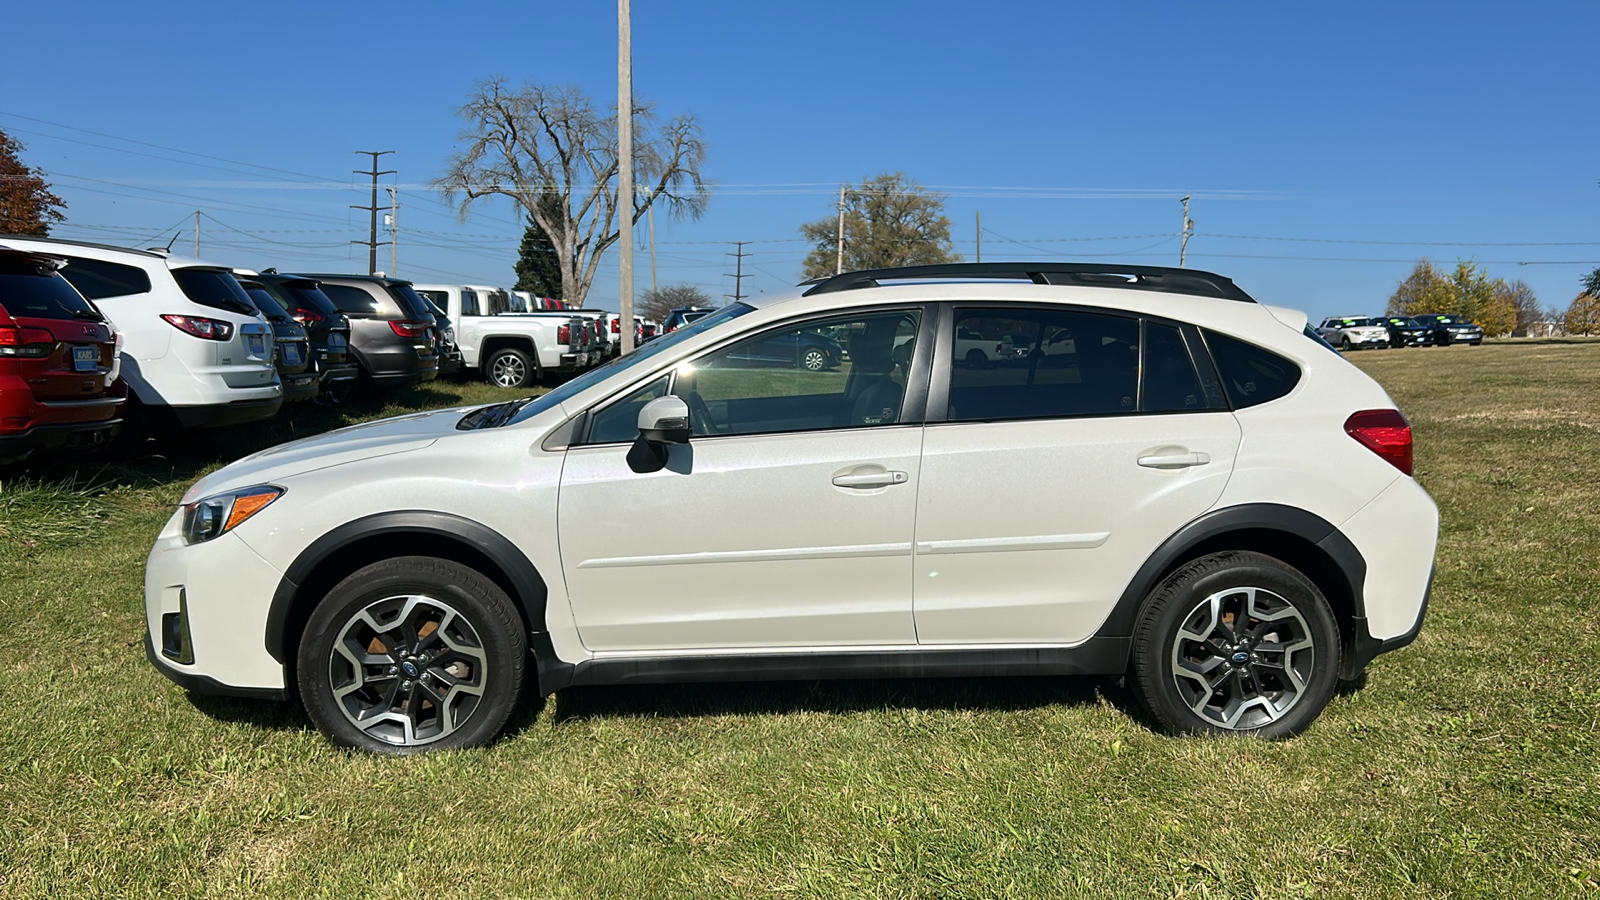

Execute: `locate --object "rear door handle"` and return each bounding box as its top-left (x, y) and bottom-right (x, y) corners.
top-left (1137, 451), bottom-right (1211, 469)
top-left (832, 470), bottom-right (908, 488)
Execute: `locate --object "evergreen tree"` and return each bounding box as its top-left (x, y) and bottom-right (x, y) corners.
top-left (514, 205), bottom-right (563, 299)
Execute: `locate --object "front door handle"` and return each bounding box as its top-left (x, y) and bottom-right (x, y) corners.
top-left (1137, 451), bottom-right (1211, 469)
top-left (832, 470), bottom-right (908, 488)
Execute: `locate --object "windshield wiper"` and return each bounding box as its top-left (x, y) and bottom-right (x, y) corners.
top-left (71, 308), bottom-right (105, 321)
top-left (458, 397), bottom-right (534, 430)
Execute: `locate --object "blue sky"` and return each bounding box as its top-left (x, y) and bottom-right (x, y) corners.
top-left (6, 1), bottom-right (1597, 319)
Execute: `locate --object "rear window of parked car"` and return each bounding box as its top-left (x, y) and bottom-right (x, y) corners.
top-left (0, 256), bottom-right (103, 321)
top-left (1203, 330), bottom-right (1302, 408)
top-left (320, 283), bottom-right (383, 315)
top-left (171, 269), bottom-right (258, 316)
top-left (57, 256), bottom-right (152, 300)
top-left (387, 283), bottom-right (435, 319)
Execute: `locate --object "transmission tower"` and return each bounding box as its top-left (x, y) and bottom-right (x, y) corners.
top-left (352, 151), bottom-right (395, 275)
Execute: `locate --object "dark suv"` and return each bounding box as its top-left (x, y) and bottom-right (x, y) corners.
top-left (1413, 314), bottom-right (1484, 346)
top-left (249, 273), bottom-right (358, 400)
top-left (1377, 315), bottom-right (1430, 348)
top-left (237, 276), bottom-right (318, 404)
top-left (295, 274), bottom-right (438, 393)
top-left (662, 306), bottom-right (714, 334)
top-left (0, 248), bottom-right (122, 463)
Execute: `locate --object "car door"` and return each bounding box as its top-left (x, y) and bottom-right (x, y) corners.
top-left (913, 305), bottom-right (1242, 645)
top-left (557, 307), bottom-right (931, 653)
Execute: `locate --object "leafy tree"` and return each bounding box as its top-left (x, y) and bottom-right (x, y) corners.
top-left (513, 197), bottom-right (563, 299)
top-left (1566, 293), bottom-right (1600, 336)
top-left (1494, 279), bottom-right (1541, 336)
top-left (0, 129), bottom-right (66, 236)
top-left (799, 172), bottom-right (959, 278)
top-left (1582, 267), bottom-right (1600, 297)
top-left (437, 78), bottom-right (709, 308)
top-left (1386, 260), bottom-right (1452, 316)
top-left (638, 283), bottom-right (712, 322)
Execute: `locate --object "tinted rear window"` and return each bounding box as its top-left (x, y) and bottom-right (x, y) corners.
top-left (172, 269), bottom-right (257, 315)
top-left (275, 281), bottom-right (340, 318)
top-left (57, 256), bottom-right (152, 300)
top-left (0, 257), bottom-right (103, 321)
top-left (240, 284), bottom-right (289, 321)
top-left (1203, 330), bottom-right (1302, 408)
top-left (320, 283), bottom-right (383, 315)
top-left (386, 283), bottom-right (434, 319)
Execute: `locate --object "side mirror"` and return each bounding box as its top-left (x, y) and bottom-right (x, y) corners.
top-left (627, 395), bottom-right (690, 473)
top-left (638, 395), bottom-right (690, 444)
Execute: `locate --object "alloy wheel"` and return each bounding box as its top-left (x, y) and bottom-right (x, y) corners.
top-left (1168, 585), bottom-right (1315, 730)
top-left (327, 594), bottom-right (488, 747)
top-left (491, 354), bottom-right (527, 387)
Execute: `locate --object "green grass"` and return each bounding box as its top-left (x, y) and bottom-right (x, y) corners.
top-left (2, 347), bottom-right (1599, 898)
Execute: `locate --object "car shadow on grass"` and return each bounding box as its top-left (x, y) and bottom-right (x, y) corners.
top-left (546, 674), bottom-right (1143, 728)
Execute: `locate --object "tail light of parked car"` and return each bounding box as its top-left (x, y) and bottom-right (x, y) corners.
top-left (291, 308), bottom-right (324, 326)
top-left (1345, 409), bottom-right (1413, 476)
top-left (0, 325), bottom-right (56, 358)
top-left (161, 315), bottom-right (235, 341)
top-left (611, 318), bottom-right (620, 334)
top-left (557, 324), bottom-right (570, 344)
top-left (389, 320), bottom-right (430, 338)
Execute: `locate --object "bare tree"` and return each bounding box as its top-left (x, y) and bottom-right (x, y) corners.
top-left (435, 78), bottom-right (709, 307)
top-left (1495, 279), bottom-right (1540, 336)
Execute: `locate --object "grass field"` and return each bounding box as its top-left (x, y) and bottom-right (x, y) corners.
top-left (2, 344), bottom-right (1598, 898)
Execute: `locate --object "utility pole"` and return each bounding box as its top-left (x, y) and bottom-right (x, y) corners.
top-left (726, 242), bottom-right (751, 304)
top-left (1180, 194), bottom-right (1194, 268)
top-left (352, 151), bottom-right (395, 276)
top-left (385, 185), bottom-right (398, 277)
top-left (976, 210), bottom-right (981, 263)
top-left (835, 185), bottom-right (846, 274)
top-left (193, 210), bottom-right (200, 258)
top-left (618, 0), bottom-right (635, 354)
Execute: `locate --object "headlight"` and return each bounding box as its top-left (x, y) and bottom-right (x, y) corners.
top-left (181, 485), bottom-right (284, 544)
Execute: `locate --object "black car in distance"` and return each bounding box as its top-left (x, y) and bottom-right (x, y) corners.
top-left (250, 273), bottom-right (359, 401)
top-left (1412, 313), bottom-right (1485, 346)
top-left (1378, 315), bottom-right (1431, 348)
top-left (237, 276), bottom-right (318, 404)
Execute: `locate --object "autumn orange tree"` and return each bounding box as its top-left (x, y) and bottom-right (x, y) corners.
top-left (0, 129), bottom-right (66, 236)
top-left (1386, 258), bottom-right (1516, 336)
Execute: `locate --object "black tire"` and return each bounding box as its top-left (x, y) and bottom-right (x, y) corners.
top-left (486, 348), bottom-right (535, 388)
top-left (1339, 337), bottom-right (1353, 352)
top-left (297, 556), bottom-right (526, 754)
top-left (801, 347), bottom-right (828, 372)
top-left (1130, 551), bottom-right (1340, 739)
top-left (964, 348), bottom-right (989, 368)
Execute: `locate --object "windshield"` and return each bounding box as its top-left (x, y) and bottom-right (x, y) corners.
top-left (504, 303), bottom-right (756, 427)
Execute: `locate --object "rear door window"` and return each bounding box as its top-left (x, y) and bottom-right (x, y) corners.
top-left (0, 257), bottom-right (103, 320)
top-left (57, 256), bottom-right (152, 300)
top-left (946, 308), bottom-right (1140, 421)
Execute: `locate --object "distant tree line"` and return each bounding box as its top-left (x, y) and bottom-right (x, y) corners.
top-left (1387, 259), bottom-right (1571, 337)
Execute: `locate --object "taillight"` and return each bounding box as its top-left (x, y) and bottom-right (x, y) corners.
top-left (162, 315), bottom-right (234, 341)
top-left (611, 318), bottom-right (620, 333)
top-left (0, 325), bottom-right (56, 357)
top-left (557, 324), bottom-right (570, 344)
top-left (389, 320), bottom-right (429, 338)
top-left (1344, 409), bottom-right (1413, 476)
top-left (291, 308), bottom-right (324, 326)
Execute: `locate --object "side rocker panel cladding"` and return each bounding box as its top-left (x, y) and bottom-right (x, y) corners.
top-left (264, 511), bottom-right (565, 688)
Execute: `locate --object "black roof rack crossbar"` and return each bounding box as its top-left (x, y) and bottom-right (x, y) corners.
top-left (800, 262), bottom-right (1257, 303)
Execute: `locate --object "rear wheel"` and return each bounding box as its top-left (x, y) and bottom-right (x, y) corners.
top-left (297, 556), bottom-right (525, 754)
top-left (801, 347), bottom-right (828, 371)
top-left (487, 348), bottom-right (535, 388)
top-left (1130, 551), bottom-right (1340, 738)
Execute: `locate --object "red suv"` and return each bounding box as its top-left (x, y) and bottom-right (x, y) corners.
top-left (0, 247), bottom-right (122, 464)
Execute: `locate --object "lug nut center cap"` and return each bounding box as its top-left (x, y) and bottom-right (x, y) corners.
top-left (1230, 651), bottom-right (1250, 665)
top-left (400, 661), bottom-right (419, 677)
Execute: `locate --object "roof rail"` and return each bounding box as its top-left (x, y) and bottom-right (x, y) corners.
top-left (800, 262), bottom-right (1257, 303)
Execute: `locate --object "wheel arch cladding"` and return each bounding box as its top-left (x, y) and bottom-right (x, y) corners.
top-left (1102, 503), bottom-right (1367, 663)
top-left (266, 511), bottom-right (553, 685)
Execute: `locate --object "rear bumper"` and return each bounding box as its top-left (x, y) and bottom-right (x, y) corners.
top-left (279, 371), bottom-right (319, 403)
top-left (168, 396), bottom-right (282, 429)
top-left (316, 364), bottom-right (359, 389)
top-left (358, 342), bottom-right (439, 386)
top-left (0, 417), bottom-right (122, 463)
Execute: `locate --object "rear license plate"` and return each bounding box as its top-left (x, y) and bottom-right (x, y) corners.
top-left (247, 334), bottom-right (267, 356)
top-left (283, 344), bottom-right (301, 366)
top-left (72, 345), bottom-right (99, 372)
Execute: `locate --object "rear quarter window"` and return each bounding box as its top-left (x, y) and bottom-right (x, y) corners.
top-left (57, 256), bottom-right (152, 300)
top-left (1203, 330), bottom-right (1302, 408)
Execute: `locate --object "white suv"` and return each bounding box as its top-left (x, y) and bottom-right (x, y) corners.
top-left (0, 237), bottom-right (280, 431)
top-left (144, 263), bottom-right (1437, 753)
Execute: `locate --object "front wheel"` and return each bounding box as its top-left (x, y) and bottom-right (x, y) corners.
top-left (801, 347), bottom-right (828, 371)
top-left (1130, 551), bottom-right (1340, 738)
top-left (486, 348), bottom-right (536, 388)
top-left (297, 556), bottom-right (526, 754)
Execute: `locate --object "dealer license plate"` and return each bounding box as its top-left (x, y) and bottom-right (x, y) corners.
top-left (247, 334), bottom-right (267, 356)
top-left (72, 345), bottom-right (99, 372)
top-left (282, 343), bottom-right (301, 366)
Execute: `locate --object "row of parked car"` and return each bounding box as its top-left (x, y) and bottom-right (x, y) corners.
top-left (1315, 314), bottom-right (1485, 350)
top-left (0, 235), bottom-right (664, 465)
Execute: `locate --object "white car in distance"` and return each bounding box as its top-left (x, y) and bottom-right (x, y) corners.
top-left (146, 263), bottom-right (1437, 753)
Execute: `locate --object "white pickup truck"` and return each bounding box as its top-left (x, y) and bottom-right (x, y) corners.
top-left (411, 284), bottom-right (586, 388)
top-left (470, 286), bottom-right (604, 368)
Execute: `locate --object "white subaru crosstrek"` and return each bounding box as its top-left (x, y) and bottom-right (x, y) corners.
top-left (145, 263), bottom-right (1437, 753)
